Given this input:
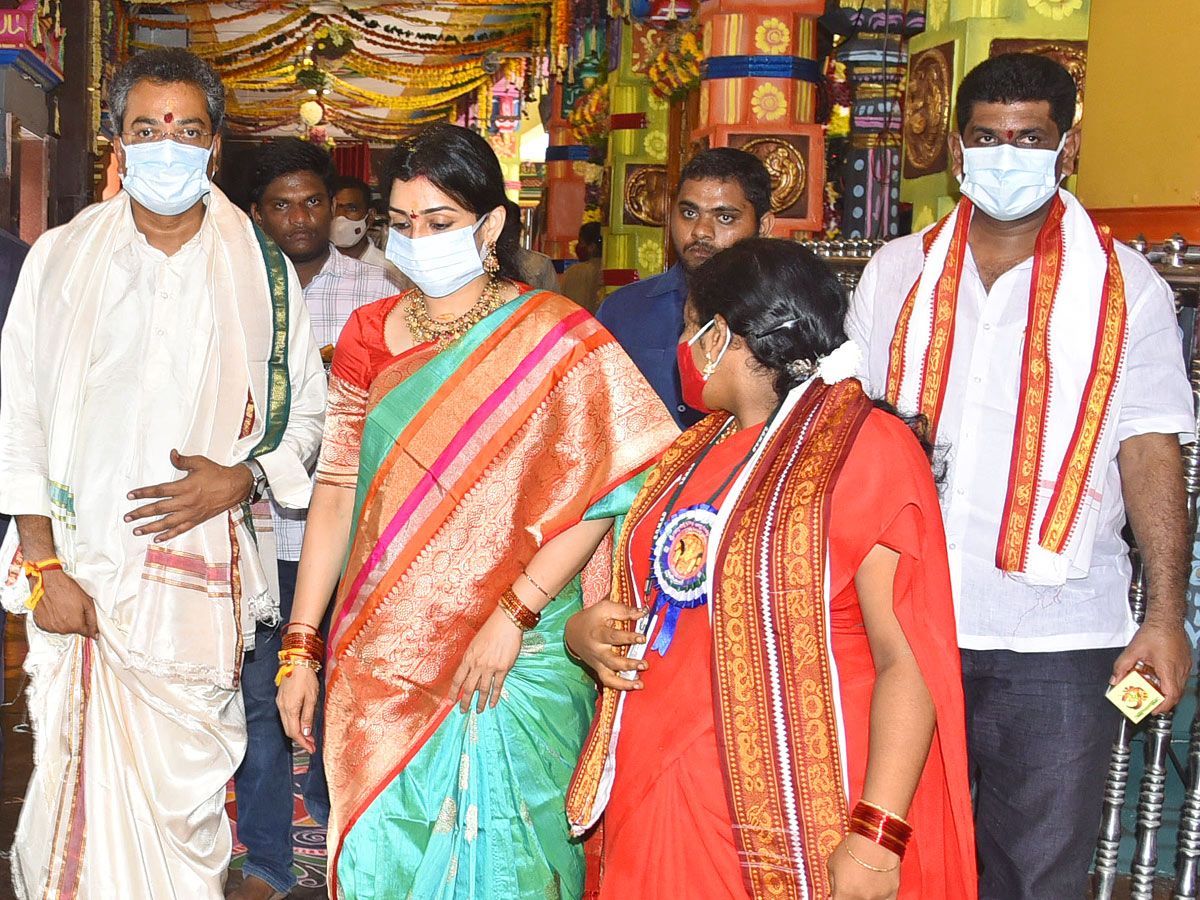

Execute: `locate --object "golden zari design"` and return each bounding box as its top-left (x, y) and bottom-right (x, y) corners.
top-left (884, 195), bottom-right (1128, 572)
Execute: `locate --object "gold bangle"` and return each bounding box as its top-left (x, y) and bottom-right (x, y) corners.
top-left (845, 843), bottom-right (899, 873)
top-left (520, 569), bottom-right (555, 603)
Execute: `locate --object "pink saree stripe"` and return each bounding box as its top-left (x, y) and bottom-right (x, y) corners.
top-left (144, 547), bottom-right (230, 581)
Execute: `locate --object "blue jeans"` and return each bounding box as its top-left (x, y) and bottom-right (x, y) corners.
top-left (233, 559), bottom-right (331, 893)
top-left (962, 647), bottom-right (1121, 900)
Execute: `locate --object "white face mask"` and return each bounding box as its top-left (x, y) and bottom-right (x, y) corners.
top-left (330, 214), bottom-right (368, 248)
top-left (957, 134), bottom-right (1066, 222)
top-left (384, 217), bottom-right (487, 298)
top-left (121, 139), bottom-right (213, 216)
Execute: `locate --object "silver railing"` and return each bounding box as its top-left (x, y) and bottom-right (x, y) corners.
top-left (1094, 237), bottom-right (1200, 900)
top-left (797, 233), bottom-right (1200, 897)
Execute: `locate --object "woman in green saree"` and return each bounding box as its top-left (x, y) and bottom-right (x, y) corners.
top-left (276, 124), bottom-right (676, 900)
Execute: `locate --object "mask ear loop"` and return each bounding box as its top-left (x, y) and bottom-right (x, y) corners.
top-left (701, 322), bottom-right (733, 379)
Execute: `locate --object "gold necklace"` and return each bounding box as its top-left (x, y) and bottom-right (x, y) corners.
top-left (404, 277), bottom-right (509, 349)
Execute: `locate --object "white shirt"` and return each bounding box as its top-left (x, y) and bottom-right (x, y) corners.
top-left (848, 228), bottom-right (1195, 652)
top-left (271, 245), bottom-right (398, 561)
top-left (359, 240), bottom-right (412, 291)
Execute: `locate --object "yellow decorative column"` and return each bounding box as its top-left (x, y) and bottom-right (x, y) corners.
top-left (601, 21), bottom-right (673, 290)
top-left (901, 0), bottom-right (1090, 230)
top-left (694, 0), bottom-right (825, 235)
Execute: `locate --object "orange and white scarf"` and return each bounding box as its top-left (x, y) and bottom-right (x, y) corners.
top-left (886, 189), bottom-right (1128, 586)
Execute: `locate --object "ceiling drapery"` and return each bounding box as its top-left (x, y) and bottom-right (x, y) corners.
top-left (117, 1), bottom-right (569, 142)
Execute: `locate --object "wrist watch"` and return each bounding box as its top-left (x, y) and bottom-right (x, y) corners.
top-left (242, 458), bottom-right (268, 503)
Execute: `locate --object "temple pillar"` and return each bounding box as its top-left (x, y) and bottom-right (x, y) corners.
top-left (901, 0), bottom-right (1090, 230)
top-left (694, 0), bottom-right (825, 236)
top-left (838, 2), bottom-right (925, 239)
top-left (600, 20), bottom-right (673, 292)
top-left (542, 80), bottom-right (594, 261)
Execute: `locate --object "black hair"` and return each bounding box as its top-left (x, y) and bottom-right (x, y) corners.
top-left (689, 237), bottom-right (940, 469)
top-left (955, 53), bottom-right (1077, 139)
top-left (579, 222), bottom-right (602, 249)
top-left (381, 123), bottom-right (520, 282)
top-left (330, 174), bottom-right (371, 207)
top-left (679, 147), bottom-right (773, 223)
top-left (250, 138), bottom-right (336, 208)
top-left (109, 47), bottom-right (225, 134)
top-left (690, 237), bottom-right (846, 399)
top-left (500, 198), bottom-right (523, 249)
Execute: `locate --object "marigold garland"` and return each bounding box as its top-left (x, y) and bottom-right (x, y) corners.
top-left (128, 3), bottom-right (285, 29)
top-left (647, 27), bottom-right (701, 100)
top-left (328, 72), bottom-right (490, 111)
top-left (568, 81), bottom-right (609, 143)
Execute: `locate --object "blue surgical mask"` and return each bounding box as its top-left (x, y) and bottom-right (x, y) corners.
top-left (957, 134), bottom-right (1066, 221)
top-left (121, 139), bottom-right (213, 216)
top-left (385, 217), bottom-right (486, 298)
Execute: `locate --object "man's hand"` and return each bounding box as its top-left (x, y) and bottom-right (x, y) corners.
top-left (31, 568), bottom-right (98, 639)
top-left (125, 449), bottom-right (254, 542)
top-left (1111, 618), bottom-right (1192, 713)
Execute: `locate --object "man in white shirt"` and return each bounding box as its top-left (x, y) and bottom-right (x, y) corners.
top-left (231, 138), bottom-right (397, 900)
top-left (329, 173), bottom-right (411, 289)
top-left (848, 53), bottom-right (1194, 900)
top-left (0, 49), bottom-right (326, 899)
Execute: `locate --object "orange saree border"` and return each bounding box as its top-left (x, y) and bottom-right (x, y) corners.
top-left (712, 381), bottom-right (871, 900)
top-left (566, 417), bottom-right (726, 826)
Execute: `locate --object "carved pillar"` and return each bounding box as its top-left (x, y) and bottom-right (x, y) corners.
top-left (542, 80), bottom-right (595, 262)
top-left (694, 0), bottom-right (824, 236)
top-left (600, 20), bottom-right (672, 292)
top-left (838, 1), bottom-right (925, 240)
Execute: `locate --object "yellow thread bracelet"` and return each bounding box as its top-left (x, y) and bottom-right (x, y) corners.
top-left (23, 557), bottom-right (63, 611)
top-left (275, 648), bottom-right (322, 686)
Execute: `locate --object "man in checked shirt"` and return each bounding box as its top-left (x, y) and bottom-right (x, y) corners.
top-left (233, 138), bottom-right (402, 900)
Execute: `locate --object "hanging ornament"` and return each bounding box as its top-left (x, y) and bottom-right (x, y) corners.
top-left (299, 100), bottom-right (324, 127)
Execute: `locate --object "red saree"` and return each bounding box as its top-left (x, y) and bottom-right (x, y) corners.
top-left (568, 379), bottom-right (976, 900)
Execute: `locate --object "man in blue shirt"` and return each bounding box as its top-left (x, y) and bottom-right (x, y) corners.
top-left (596, 148), bottom-right (775, 428)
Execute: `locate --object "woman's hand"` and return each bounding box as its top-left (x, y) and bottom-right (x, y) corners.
top-left (827, 834), bottom-right (901, 900)
top-left (277, 665), bottom-right (320, 754)
top-left (563, 599), bottom-right (649, 691)
top-left (450, 609), bottom-right (523, 713)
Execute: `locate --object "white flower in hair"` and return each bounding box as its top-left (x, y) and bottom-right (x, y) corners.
top-left (816, 340), bottom-right (862, 385)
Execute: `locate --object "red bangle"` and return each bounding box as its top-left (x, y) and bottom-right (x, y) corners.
top-left (284, 621), bottom-right (320, 634)
top-left (498, 587), bottom-right (540, 631)
top-left (848, 800), bottom-right (912, 859)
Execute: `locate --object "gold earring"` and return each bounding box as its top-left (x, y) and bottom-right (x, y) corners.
top-left (484, 242), bottom-right (500, 276)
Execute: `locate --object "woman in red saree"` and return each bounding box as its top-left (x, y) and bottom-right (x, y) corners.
top-left (275, 125), bottom-right (677, 899)
top-left (565, 238), bottom-right (976, 900)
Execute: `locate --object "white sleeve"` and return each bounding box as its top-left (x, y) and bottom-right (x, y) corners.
top-left (254, 264), bottom-right (328, 508)
top-left (0, 237), bottom-right (51, 516)
top-left (1115, 263), bottom-right (1195, 444)
top-left (846, 259), bottom-right (880, 396)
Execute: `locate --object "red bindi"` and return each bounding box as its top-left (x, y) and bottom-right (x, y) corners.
top-left (1005, 129), bottom-right (1014, 140)
top-left (163, 111), bottom-right (173, 124)
top-left (409, 211), bottom-right (420, 219)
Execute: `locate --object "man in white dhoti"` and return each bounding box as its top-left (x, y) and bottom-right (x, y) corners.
top-left (0, 48), bottom-right (326, 899)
